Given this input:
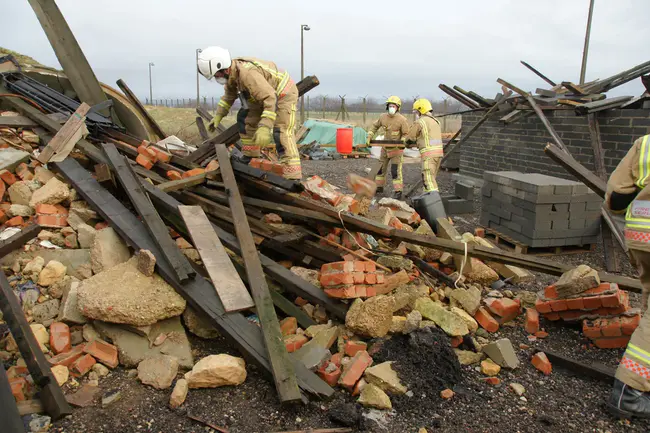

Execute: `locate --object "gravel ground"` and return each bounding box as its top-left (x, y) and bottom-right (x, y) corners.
top-left (52, 159), bottom-right (650, 433)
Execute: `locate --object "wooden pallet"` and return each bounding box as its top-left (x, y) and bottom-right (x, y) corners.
top-left (484, 228), bottom-right (596, 256)
top-left (341, 152), bottom-right (369, 159)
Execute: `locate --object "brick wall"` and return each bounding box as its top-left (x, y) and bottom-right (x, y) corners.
top-left (460, 109), bottom-right (650, 180)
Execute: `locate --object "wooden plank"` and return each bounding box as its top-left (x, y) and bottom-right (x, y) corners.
top-left (157, 173), bottom-right (208, 192)
top-left (215, 143), bottom-right (301, 403)
top-left (526, 96), bottom-right (569, 153)
top-left (102, 143), bottom-right (195, 282)
top-left (588, 113), bottom-right (620, 271)
top-left (544, 143), bottom-right (606, 197)
top-left (37, 102), bottom-right (90, 163)
top-left (0, 224), bottom-right (41, 256)
top-left (17, 399), bottom-right (44, 416)
top-left (541, 349), bottom-right (614, 384)
top-left (231, 160), bottom-right (304, 192)
top-left (520, 61), bottom-right (556, 86)
top-left (536, 88), bottom-right (557, 97)
top-left (27, 0), bottom-right (111, 117)
top-left (178, 205), bottom-right (254, 312)
top-left (52, 157), bottom-right (333, 400)
top-left (116, 79), bottom-right (166, 141)
top-left (187, 76), bottom-right (320, 163)
top-left (0, 273), bottom-right (71, 420)
top-left (94, 163), bottom-right (113, 183)
top-left (196, 117), bottom-right (209, 141)
top-left (496, 78), bottom-right (529, 98)
top-left (438, 84), bottom-right (480, 109)
top-left (0, 115), bottom-right (37, 128)
top-left (453, 86), bottom-right (492, 107)
top-left (561, 81), bottom-right (588, 95)
top-left (0, 364), bottom-right (26, 433)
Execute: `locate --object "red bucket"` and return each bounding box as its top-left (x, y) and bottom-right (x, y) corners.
top-left (336, 128), bottom-right (353, 154)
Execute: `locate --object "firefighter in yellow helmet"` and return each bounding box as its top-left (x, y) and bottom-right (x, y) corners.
top-left (405, 98), bottom-right (443, 193)
top-left (197, 46), bottom-right (301, 180)
top-left (605, 134), bottom-right (650, 418)
top-left (366, 96), bottom-right (410, 198)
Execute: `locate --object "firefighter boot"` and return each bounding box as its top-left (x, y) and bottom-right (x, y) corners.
top-left (607, 379), bottom-right (650, 419)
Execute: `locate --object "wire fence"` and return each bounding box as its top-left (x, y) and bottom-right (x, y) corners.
top-left (145, 95), bottom-right (463, 133)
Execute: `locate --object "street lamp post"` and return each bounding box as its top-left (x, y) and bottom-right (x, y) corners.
top-left (196, 48), bottom-right (202, 108)
top-left (148, 62), bottom-right (154, 105)
top-left (300, 24), bottom-right (310, 125)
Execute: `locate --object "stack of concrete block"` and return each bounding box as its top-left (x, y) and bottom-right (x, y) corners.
top-left (442, 181), bottom-right (474, 215)
top-left (481, 171), bottom-right (601, 248)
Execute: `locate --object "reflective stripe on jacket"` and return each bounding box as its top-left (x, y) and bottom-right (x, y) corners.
top-left (407, 114), bottom-right (443, 158)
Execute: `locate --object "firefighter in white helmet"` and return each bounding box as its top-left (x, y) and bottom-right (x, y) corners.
top-left (405, 98), bottom-right (444, 193)
top-left (197, 46), bottom-right (301, 179)
top-left (366, 96), bottom-right (410, 198)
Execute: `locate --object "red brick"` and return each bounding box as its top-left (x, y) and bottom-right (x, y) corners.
top-left (621, 315), bottom-right (641, 336)
top-left (249, 158), bottom-right (263, 169)
top-left (36, 215), bottom-right (67, 228)
top-left (543, 285), bottom-right (558, 299)
top-left (320, 272), bottom-right (355, 287)
top-left (474, 307), bottom-right (499, 333)
top-left (7, 366), bottom-right (28, 378)
top-left (317, 362), bottom-right (342, 387)
top-left (271, 163), bottom-right (284, 176)
top-left (548, 299), bottom-right (568, 312)
top-left (5, 216), bottom-right (23, 227)
top-left (49, 322), bottom-right (71, 355)
top-left (284, 334), bottom-right (308, 353)
top-left (35, 203), bottom-right (63, 214)
top-left (375, 273), bottom-right (385, 284)
top-left (364, 273), bottom-right (377, 284)
top-left (535, 299), bottom-right (552, 314)
top-left (10, 377), bottom-right (26, 401)
top-left (150, 147), bottom-right (171, 163)
top-left (544, 312), bottom-right (561, 321)
top-left (280, 317), bottom-right (297, 336)
top-left (593, 336), bottom-right (630, 349)
top-left (0, 210), bottom-right (7, 224)
top-left (352, 272), bottom-right (365, 284)
top-left (601, 290), bottom-right (624, 308)
top-left (451, 336), bottom-right (463, 348)
top-left (16, 163), bottom-right (33, 181)
top-left (352, 378), bottom-right (365, 396)
top-left (321, 261), bottom-right (355, 274)
top-left (353, 261), bottom-right (366, 272)
top-left (440, 388), bottom-right (455, 399)
top-left (532, 352), bottom-right (552, 375)
top-left (600, 318), bottom-right (623, 337)
top-left (582, 295), bottom-right (602, 311)
top-left (485, 298), bottom-right (521, 321)
top-left (330, 353), bottom-right (343, 368)
top-left (136, 154), bottom-right (154, 170)
top-left (344, 341), bottom-right (368, 357)
top-left (535, 331), bottom-right (549, 339)
top-left (261, 160), bottom-right (273, 172)
top-left (474, 227), bottom-right (485, 238)
top-left (584, 283), bottom-right (613, 295)
top-left (138, 145), bottom-right (158, 161)
top-left (0, 170), bottom-right (17, 185)
top-left (339, 350), bottom-right (373, 390)
top-left (565, 297), bottom-right (585, 311)
top-left (182, 168), bottom-right (206, 179)
top-left (525, 308), bottom-right (540, 334)
top-left (364, 262), bottom-right (376, 273)
top-left (70, 354), bottom-right (97, 377)
top-left (483, 377), bottom-right (501, 386)
top-left (558, 310), bottom-right (584, 321)
top-left (582, 319), bottom-right (602, 339)
top-left (48, 344), bottom-right (86, 367)
top-left (166, 170), bottom-right (182, 180)
top-left (84, 339), bottom-right (118, 368)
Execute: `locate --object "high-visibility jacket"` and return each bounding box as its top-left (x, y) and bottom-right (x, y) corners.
top-left (215, 57), bottom-right (295, 129)
top-left (406, 113), bottom-right (443, 159)
top-left (367, 113), bottom-right (409, 158)
top-left (607, 135), bottom-right (650, 252)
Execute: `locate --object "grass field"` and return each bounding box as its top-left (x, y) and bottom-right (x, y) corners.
top-left (146, 106), bottom-right (461, 146)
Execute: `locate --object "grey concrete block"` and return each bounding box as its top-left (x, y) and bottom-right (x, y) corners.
top-left (571, 184), bottom-right (590, 195)
top-left (482, 186), bottom-right (492, 198)
top-left (554, 184), bottom-right (573, 195)
top-left (502, 220), bottom-right (522, 233)
top-left (488, 205), bottom-right (512, 221)
top-left (445, 198), bottom-right (474, 215)
top-left (569, 219), bottom-right (586, 230)
top-left (569, 202), bottom-right (587, 213)
top-left (455, 181), bottom-right (475, 201)
top-left (552, 204), bottom-right (569, 212)
top-left (586, 201), bottom-right (603, 211)
top-left (552, 220), bottom-right (569, 230)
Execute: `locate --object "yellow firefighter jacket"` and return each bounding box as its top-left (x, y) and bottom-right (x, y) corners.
top-left (406, 113), bottom-right (443, 158)
top-left (607, 135), bottom-right (650, 252)
top-left (368, 112), bottom-right (409, 144)
top-left (215, 57), bottom-right (295, 129)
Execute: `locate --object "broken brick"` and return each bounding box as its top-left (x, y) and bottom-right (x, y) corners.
top-left (84, 339), bottom-right (118, 368)
top-left (531, 352), bottom-right (552, 375)
top-left (5, 216), bottom-right (23, 227)
top-left (338, 350), bottom-right (373, 390)
top-left (280, 317), bottom-right (297, 336)
top-left (182, 168), bottom-right (205, 178)
top-left (294, 297), bottom-right (309, 307)
top-left (535, 299), bottom-right (552, 314)
top-left (136, 154), bottom-right (154, 170)
top-left (70, 354), bottom-right (96, 377)
top-left (317, 362), bottom-right (342, 387)
top-left (49, 322), bottom-right (71, 355)
top-left (525, 308), bottom-right (540, 335)
top-left (0, 170), bottom-right (17, 185)
top-left (48, 344), bottom-right (86, 367)
top-left (474, 307), bottom-right (499, 333)
top-left (485, 298), bottom-right (521, 322)
top-left (621, 315), bottom-right (641, 336)
top-left (10, 377), bottom-right (26, 401)
top-left (592, 336), bottom-right (630, 349)
top-left (166, 170), bottom-right (182, 180)
top-left (137, 145), bottom-right (158, 161)
top-left (284, 334), bottom-right (308, 353)
top-left (249, 159), bottom-right (263, 169)
top-left (451, 336), bottom-right (463, 348)
top-left (344, 340), bottom-right (368, 357)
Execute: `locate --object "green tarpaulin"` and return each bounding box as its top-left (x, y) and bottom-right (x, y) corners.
top-left (299, 119), bottom-right (368, 147)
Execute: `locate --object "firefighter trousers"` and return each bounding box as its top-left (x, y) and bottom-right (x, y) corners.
top-left (616, 249), bottom-right (650, 391)
top-left (375, 148), bottom-right (403, 192)
top-left (422, 156), bottom-right (442, 192)
top-left (238, 85), bottom-right (302, 179)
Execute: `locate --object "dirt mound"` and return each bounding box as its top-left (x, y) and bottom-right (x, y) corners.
top-left (373, 327), bottom-right (462, 404)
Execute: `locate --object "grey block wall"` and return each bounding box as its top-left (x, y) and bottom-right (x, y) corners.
top-left (460, 109), bottom-right (650, 180)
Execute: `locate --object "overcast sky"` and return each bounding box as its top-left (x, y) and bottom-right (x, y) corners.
top-left (4, 0), bottom-right (650, 105)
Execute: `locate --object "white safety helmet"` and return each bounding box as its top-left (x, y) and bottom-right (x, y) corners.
top-left (197, 46), bottom-right (232, 80)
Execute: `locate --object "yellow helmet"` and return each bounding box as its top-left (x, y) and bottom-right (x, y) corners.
top-left (385, 96), bottom-right (402, 109)
top-left (413, 98), bottom-right (433, 115)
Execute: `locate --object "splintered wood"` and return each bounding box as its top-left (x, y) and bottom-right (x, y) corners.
top-left (178, 205), bottom-right (254, 312)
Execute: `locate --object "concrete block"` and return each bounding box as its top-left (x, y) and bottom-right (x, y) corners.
top-left (571, 184), bottom-right (590, 195)
top-left (570, 202), bottom-right (587, 213)
top-left (488, 205), bottom-right (512, 221)
top-left (552, 220), bottom-right (569, 230)
top-left (482, 186), bottom-right (492, 198)
top-left (554, 184), bottom-right (573, 195)
top-left (552, 204), bottom-right (569, 212)
top-left (586, 201), bottom-right (603, 211)
top-left (501, 220), bottom-right (522, 233)
top-left (0, 148), bottom-right (30, 172)
top-left (455, 181), bottom-right (474, 201)
top-left (569, 219), bottom-right (586, 230)
top-left (444, 198), bottom-right (474, 215)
